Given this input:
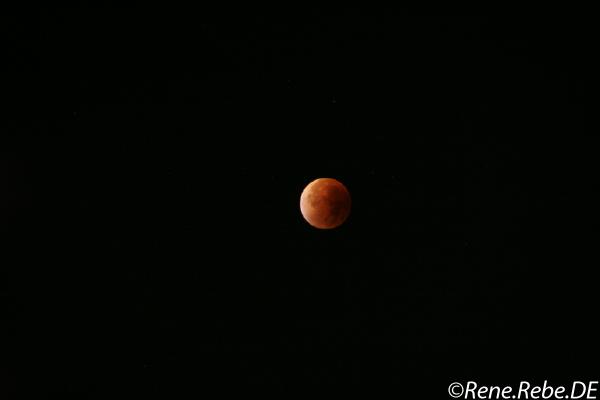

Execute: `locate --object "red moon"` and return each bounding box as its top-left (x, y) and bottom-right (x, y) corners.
top-left (300, 178), bottom-right (351, 229)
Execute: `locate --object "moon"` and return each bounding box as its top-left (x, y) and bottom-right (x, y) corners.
top-left (300, 178), bottom-right (351, 229)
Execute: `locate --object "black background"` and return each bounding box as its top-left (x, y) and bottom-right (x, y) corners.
top-left (3, 8), bottom-right (598, 397)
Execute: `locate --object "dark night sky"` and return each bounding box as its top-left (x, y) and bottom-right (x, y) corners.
top-left (3, 8), bottom-right (599, 397)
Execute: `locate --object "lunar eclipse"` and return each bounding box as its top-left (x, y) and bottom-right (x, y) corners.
top-left (300, 178), bottom-right (351, 229)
